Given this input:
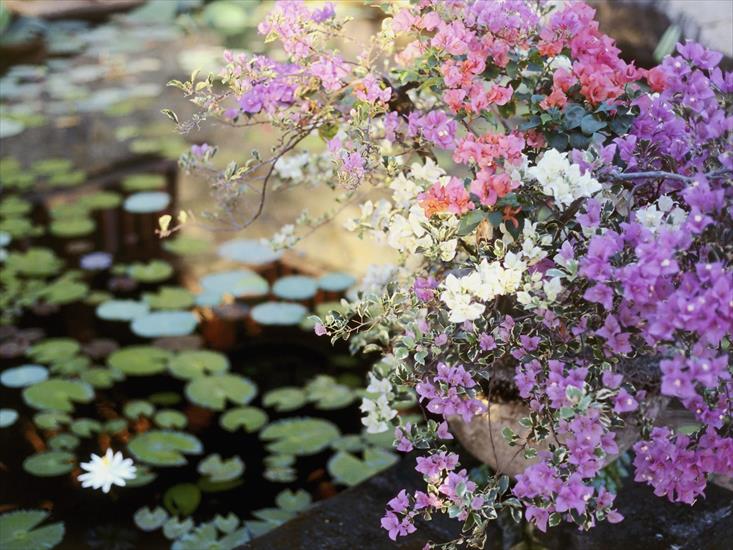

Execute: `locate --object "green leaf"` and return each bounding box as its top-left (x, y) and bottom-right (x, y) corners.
top-left (133, 506), bottom-right (168, 532)
top-left (155, 409), bottom-right (188, 429)
top-left (23, 451), bottom-right (75, 477)
top-left (168, 350), bottom-right (229, 380)
top-left (163, 483), bottom-right (201, 516)
top-left (184, 374), bottom-right (257, 410)
top-left (275, 489), bottom-right (312, 512)
top-left (456, 209), bottom-right (488, 236)
top-left (69, 418), bottom-right (102, 437)
top-left (260, 418), bottom-right (340, 456)
top-left (213, 513), bottom-right (239, 534)
top-left (0, 510), bottom-right (65, 550)
top-left (124, 400), bottom-right (156, 420)
top-left (27, 339), bottom-right (79, 363)
top-left (580, 115), bottom-right (606, 135)
top-left (128, 430), bottom-right (203, 466)
top-left (262, 387), bottom-right (307, 412)
top-left (304, 375), bottom-right (355, 410)
top-left (327, 452), bottom-right (372, 486)
top-left (47, 433), bottom-right (80, 451)
top-left (162, 517), bottom-right (193, 540)
top-left (23, 379), bottom-right (94, 412)
top-left (562, 103), bottom-right (586, 130)
top-left (144, 286), bottom-right (195, 310)
top-left (197, 454), bottom-right (244, 482)
top-left (33, 412), bottom-right (71, 431)
top-left (219, 407), bottom-right (268, 433)
top-left (107, 346), bottom-right (173, 376)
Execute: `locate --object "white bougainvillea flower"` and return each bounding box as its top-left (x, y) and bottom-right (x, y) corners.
top-left (78, 448), bottom-right (136, 493)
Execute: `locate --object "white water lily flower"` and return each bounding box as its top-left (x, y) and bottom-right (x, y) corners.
top-left (78, 448), bottom-right (136, 493)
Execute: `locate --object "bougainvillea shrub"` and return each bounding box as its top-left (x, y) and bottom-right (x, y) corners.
top-left (169, 0), bottom-right (733, 546)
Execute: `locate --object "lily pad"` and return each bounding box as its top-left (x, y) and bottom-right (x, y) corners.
top-left (48, 170), bottom-right (86, 188)
top-left (199, 270), bottom-right (268, 300)
top-left (70, 418), bottom-right (102, 437)
top-left (144, 287), bottom-right (195, 310)
top-left (163, 483), bottom-right (201, 516)
top-left (305, 375), bottom-right (355, 410)
top-left (163, 517), bottom-right (194, 540)
top-left (27, 339), bottom-right (80, 363)
top-left (33, 411), bottom-right (71, 431)
top-left (23, 450), bottom-right (75, 477)
top-left (128, 260), bottom-right (173, 283)
top-left (260, 418), bottom-right (340, 456)
top-left (80, 368), bottom-right (122, 389)
top-left (32, 158), bottom-right (73, 175)
top-left (23, 379), bottom-right (94, 412)
top-left (41, 277), bottom-right (88, 304)
top-left (6, 248), bottom-right (62, 277)
top-left (0, 217), bottom-right (41, 239)
top-left (155, 409), bottom-right (188, 429)
top-left (262, 387), bottom-right (307, 413)
top-left (49, 217), bottom-right (95, 238)
top-left (327, 447), bottom-right (398, 486)
top-left (168, 350), bottom-right (229, 380)
top-left (80, 191), bottom-right (122, 210)
top-left (162, 234), bottom-right (211, 256)
top-left (122, 173), bottom-right (166, 191)
top-left (126, 465), bottom-right (157, 487)
top-left (217, 238), bottom-right (282, 265)
top-left (0, 510), bottom-right (65, 550)
top-left (48, 433), bottom-right (80, 451)
top-left (0, 408), bottom-right (18, 428)
top-left (128, 430), bottom-right (203, 466)
top-left (124, 399), bottom-right (155, 419)
top-left (197, 454), bottom-right (244, 482)
top-left (1, 364), bottom-right (48, 387)
top-left (184, 374), bottom-right (257, 410)
top-left (272, 275), bottom-right (317, 301)
top-left (0, 195), bottom-right (32, 216)
top-left (96, 300), bottom-right (150, 321)
top-left (107, 346), bottom-right (173, 376)
top-left (251, 302), bottom-right (307, 326)
top-left (124, 191), bottom-right (170, 213)
top-left (219, 407), bottom-right (268, 433)
top-left (275, 489), bottom-right (312, 512)
top-left (133, 506), bottom-right (168, 532)
top-left (131, 311), bottom-right (198, 338)
top-left (318, 272), bottom-right (356, 292)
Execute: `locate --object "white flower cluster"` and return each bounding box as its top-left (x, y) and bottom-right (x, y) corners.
top-left (635, 195), bottom-right (687, 234)
top-left (440, 252), bottom-right (527, 323)
top-left (274, 151), bottom-right (310, 180)
top-left (527, 149), bottom-right (602, 209)
top-left (360, 373), bottom-right (397, 433)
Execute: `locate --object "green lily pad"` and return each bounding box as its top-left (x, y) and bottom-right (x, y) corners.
top-left (23, 379), bottom-right (94, 412)
top-left (199, 270), bottom-right (268, 300)
top-left (23, 450), bottom-right (75, 477)
top-left (124, 191), bottom-right (170, 213)
top-left (155, 409), bottom-right (188, 429)
top-left (262, 387), bottom-right (307, 412)
top-left (197, 454), bottom-right (244, 482)
top-left (128, 430), bottom-right (203, 467)
top-left (331, 435), bottom-right (365, 452)
top-left (128, 260), bottom-right (173, 283)
top-left (163, 483), bottom-right (201, 516)
top-left (0, 510), bottom-right (65, 550)
top-left (184, 374), bottom-right (257, 410)
top-left (0, 408), bottom-right (19, 428)
top-left (32, 158), bottom-right (73, 175)
top-left (168, 350), bottom-right (229, 380)
top-left (48, 170), bottom-right (86, 188)
top-left (133, 506), bottom-right (168, 532)
top-left (250, 302), bottom-right (307, 326)
top-left (149, 392), bottom-right (182, 406)
top-left (260, 418), bottom-right (340, 456)
top-left (80, 368), bottom-right (122, 389)
top-left (103, 419), bottom-right (129, 434)
top-left (124, 399), bottom-right (155, 419)
top-left (0, 195), bottom-right (32, 216)
top-left (41, 277), bottom-right (88, 304)
top-left (70, 418), bottom-right (102, 437)
top-left (327, 447), bottom-right (398, 487)
top-left (217, 238), bottom-right (282, 265)
top-left (79, 191), bottom-right (122, 210)
top-left (272, 275), bottom-right (317, 301)
top-left (126, 465), bottom-right (157, 487)
top-left (48, 433), bottom-right (80, 451)
top-left (122, 173), bottom-right (166, 191)
top-left (96, 300), bottom-right (150, 321)
top-left (144, 287), bottom-right (195, 310)
top-left (161, 234), bottom-right (211, 256)
top-left (250, 507), bottom-right (295, 526)
top-left (305, 375), bottom-right (355, 410)
top-left (6, 248), bottom-right (63, 277)
top-left (219, 406), bottom-right (268, 433)
top-left (131, 311), bottom-right (198, 338)
top-left (107, 346), bottom-right (173, 376)
top-left (0, 217), bottom-right (41, 238)
top-left (1, 364), bottom-right (48, 387)
top-left (49, 217), bottom-right (95, 238)
top-left (213, 513), bottom-right (239, 534)
top-left (49, 356), bottom-right (90, 376)
top-left (33, 411), bottom-right (72, 431)
top-left (50, 203), bottom-right (88, 219)
top-left (275, 489), bottom-right (312, 512)
top-left (27, 339), bottom-right (80, 363)
top-left (163, 517), bottom-right (194, 540)
top-left (318, 272), bottom-right (356, 292)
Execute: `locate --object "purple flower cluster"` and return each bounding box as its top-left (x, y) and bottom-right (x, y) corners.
top-left (408, 110), bottom-right (458, 150)
top-left (416, 363), bottom-right (486, 422)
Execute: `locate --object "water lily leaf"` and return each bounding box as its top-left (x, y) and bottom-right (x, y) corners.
top-left (125, 465), bottom-right (156, 487)
top-left (70, 418), bottom-right (101, 437)
top-left (219, 406), bottom-right (268, 433)
top-left (168, 350), bottom-right (229, 380)
top-left (1, 364), bottom-right (48, 387)
top-left (103, 419), bottom-right (128, 434)
top-left (0, 217), bottom-right (40, 239)
top-left (272, 275), bottom-right (317, 301)
top-left (197, 476), bottom-right (243, 493)
top-left (250, 302), bottom-right (307, 326)
top-left (244, 520), bottom-right (275, 538)
top-left (318, 272), bottom-right (356, 292)
top-left (0, 510), bottom-right (65, 550)
top-left (23, 379), bottom-right (94, 412)
top-left (23, 451), bottom-right (75, 477)
top-left (154, 409), bottom-right (187, 429)
top-left (143, 287), bottom-right (194, 310)
top-left (330, 435), bottom-right (365, 452)
top-left (49, 217), bottom-right (95, 238)
top-left (260, 418), bottom-right (340, 456)
top-left (48, 170), bottom-right (86, 188)
top-left (327, 448), bottom-right (399, 487)
top-left (163, 483), bottom-right (201, 516)
top-left (262, 387), bottom-right (307, 412)
top-left (123, 191), bottom-right (170, 213)
top-left (199, 270), bottom-right (268, 300)
top-left (161, 235), bottom-right (211, 256)
top-left (217, 239), bottom-right (282, 265)
top-left (263, 455), bottom-right (296, 483)
top-left (128, 430), bottom-right (202, 466)
top-left (80, 367), bottom-right (122, 389)
top-left (133, 506), bottom-right (168, 532)
top-left (0, 195), bottom-right (32, 216)
top-left (128, 260), bottom-right (173, 283)
top-left (275, 489), bottom-right (311, 512)
top-left (33, 411), bottom-right (71, 431)
top-left (131, 311), bottom-right (198, 338)
top-left (108, 346), bottom-right (172, 376)
top-left (213, 513), bottom-right (239, 534)
top-left (122, 173), bottom-right (166, 192)
top-left (27, 339), bottom-right (79, 363)
top-left (96, 300), bottom-right (149, 321)
top-left (185, 374), bottom-right (257, 410)
top-left (0, 408), bottom-right (18, 428)
top-left (197, 454), bottom-right (244, 482)
top-left (251, 508), bottom-right (294, 526)
top-left (149, 392), bottom-right (182, 406)
top-left (362, 429), bottom-right (395, 450)
top-left (48, 433), bottom-right (80, 451)
top-left (124, 400), bottom-right (155, 419)
top-left (305, 375), bottom-right (355, 410)
top-left (32, 158), bottom-right (73, 175)
top-left (49, 355), bottom-right (90, 376)
top-left (162, 517), bottom-right (193, 540)
top-left (40, 277), bottom-right (88, 305)
top-left (79, 191), bottom-right (121, 210)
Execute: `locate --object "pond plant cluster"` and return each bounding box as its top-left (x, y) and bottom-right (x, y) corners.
top-left (167, 0), bottom-right (733, 548)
